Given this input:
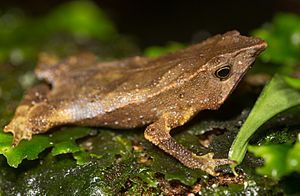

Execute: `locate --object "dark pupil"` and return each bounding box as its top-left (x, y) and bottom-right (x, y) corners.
top-left (215, 66), bottom-right (231, 79)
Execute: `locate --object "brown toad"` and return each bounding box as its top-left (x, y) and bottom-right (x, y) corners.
top-left (4, 31), bottom-right (267, 175)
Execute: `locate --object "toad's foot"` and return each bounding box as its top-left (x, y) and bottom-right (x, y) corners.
top-left (4, 114), bottom-right (33, 147)
top-left (187, 153), bottom-right (236, 176)
top-left (3, 84), bottom-right (51, 146)
top-left (4, 102), bottom-right (67, 146)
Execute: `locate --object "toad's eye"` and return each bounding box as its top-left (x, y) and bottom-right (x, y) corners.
top-left (215, 65), bottom-right (231, 80)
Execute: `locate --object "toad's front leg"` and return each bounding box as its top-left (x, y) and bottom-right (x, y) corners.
top-left (4, 84), bottom-right (52, 146)
top-left (4, 84), bottom-right (72, 146)
top-left (144, 110), bottom-right (234, 176)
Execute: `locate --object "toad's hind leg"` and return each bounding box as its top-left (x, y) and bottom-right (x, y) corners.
top-left (144, 111), bottom-right (234, 176)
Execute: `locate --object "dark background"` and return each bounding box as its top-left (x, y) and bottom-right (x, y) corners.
top-left (1, 0), bottom-right (300, 48)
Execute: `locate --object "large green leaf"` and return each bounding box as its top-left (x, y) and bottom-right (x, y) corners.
top-left (248, 136), bottom-right (300, 179)
top-left (229, 75), bottom-right (300, 166)
top-left (253, 13), bottom-right (300, 74)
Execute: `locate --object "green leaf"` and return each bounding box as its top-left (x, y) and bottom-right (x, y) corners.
top-left (252, 13), bottom-right (300, 75)
top-left (50, 127), bottom-right (92, 165)
top-left (248, 144), bottom-right (291, 179)
top-left (0, 127), bottom-right (91, 167)
top-left (248, 137), bottom-right (300, 179)
top-left (229, 75), bottom-right (300, 166)
top-left (73, 151), bottom-right (90, 165)
top-left (284, 76), bottom-right (300, 90)
top-left (287, 140), bottom-right (300, 172)
top-left (51, 141), bottom-right (81, 156)
top-left (0, 132), bottom-right (51, 167)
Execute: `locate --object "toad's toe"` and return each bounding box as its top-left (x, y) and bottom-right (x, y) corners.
top-left (190, 153), bottom-right (236, 176)
top-left (3, 117), bottom-right (33, 147)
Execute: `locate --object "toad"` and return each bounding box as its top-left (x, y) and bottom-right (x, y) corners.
top-left (4, 31), bottom-right (267, 175)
